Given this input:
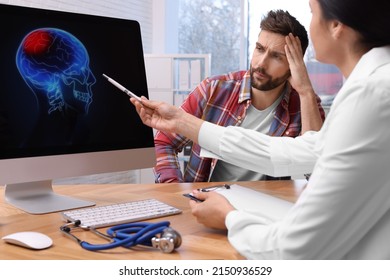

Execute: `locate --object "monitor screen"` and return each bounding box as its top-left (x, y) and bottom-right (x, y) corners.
top-left (0, 4), bottom-right (155, 214)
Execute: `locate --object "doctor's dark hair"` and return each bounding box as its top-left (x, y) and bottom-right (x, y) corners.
top-left (317, 0), bottom-right (390, 48)
top-left (260, 10), bottom-right (309, 54)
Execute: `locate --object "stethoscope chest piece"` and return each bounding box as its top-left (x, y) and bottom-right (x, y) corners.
top-left (151, 227), bottom-right (182, 253)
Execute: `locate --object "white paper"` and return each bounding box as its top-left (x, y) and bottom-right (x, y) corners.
top-left (216, 184), bottom-right (293, 222)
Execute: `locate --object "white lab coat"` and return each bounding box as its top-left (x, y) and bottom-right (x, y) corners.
top-left (198, 46), bottom-right (390, 259)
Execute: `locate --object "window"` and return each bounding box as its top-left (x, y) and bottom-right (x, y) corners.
top-left (177, 0), bottom-right (241, 75)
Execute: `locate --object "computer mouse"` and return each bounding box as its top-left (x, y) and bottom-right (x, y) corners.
top-left (2, 231), bottom-right (53, 250)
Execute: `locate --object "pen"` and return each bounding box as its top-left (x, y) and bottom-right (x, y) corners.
top-left (197, 184), bottom-right (230, 192)
top-left (182, 193), bottom-right (204, 203)
top-left (102, 73), bottom-right (141, 101)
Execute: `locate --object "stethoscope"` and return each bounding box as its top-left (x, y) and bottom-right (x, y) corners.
top-left (60, 220), bottom-right (182, 253)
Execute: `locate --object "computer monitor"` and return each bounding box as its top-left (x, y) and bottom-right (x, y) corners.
top-left (0, 4), bottom-right (155, 214)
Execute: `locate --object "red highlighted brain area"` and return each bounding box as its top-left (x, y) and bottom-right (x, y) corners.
top-left (23, 30), bottom-right (52, 55)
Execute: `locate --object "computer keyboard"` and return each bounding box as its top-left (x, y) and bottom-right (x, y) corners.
top-left (61, 198), bottom-right (182, 228)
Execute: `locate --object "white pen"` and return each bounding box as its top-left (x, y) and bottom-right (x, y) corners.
top-left (102, 73), bottom-right (141, 101)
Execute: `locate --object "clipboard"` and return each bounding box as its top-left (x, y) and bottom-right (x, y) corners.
top-left (214, 184), bottom-right (293, 222)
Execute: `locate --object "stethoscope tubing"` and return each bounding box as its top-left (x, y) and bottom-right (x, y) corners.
top-left (78, 221), bottom-right (171, 251)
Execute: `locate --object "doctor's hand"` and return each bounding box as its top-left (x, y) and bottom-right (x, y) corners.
top-left (130, 97), bottom-right (181, 134)
top-left (189, 190), bottom-right (235, 230)
top-left (130, 97), bottom-right (204, 143)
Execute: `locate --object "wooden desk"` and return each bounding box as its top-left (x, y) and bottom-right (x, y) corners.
top-left (0, 180), bottom-right (306, 260)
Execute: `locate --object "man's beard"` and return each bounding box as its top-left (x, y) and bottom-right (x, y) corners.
top-left (250, 66), bottom-right (291, 91)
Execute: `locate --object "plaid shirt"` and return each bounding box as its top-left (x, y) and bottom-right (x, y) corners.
top-left (153, 70), bottom-right (325, 183)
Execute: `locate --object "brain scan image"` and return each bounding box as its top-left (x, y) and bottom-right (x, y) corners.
top-left (15, 28), bottom-right (96, 146)
top-left (16, 28), bottom-right (96, 115)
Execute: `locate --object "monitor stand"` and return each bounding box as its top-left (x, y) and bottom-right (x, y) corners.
top-left (4, 180), bottom-right (95, 214)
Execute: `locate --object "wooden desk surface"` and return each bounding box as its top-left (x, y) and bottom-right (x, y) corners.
top-left (0, 180), bottom-right (306, 260)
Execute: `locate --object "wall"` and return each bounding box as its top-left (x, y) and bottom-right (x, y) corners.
top-left (0, 0), bottom-right (153, 53)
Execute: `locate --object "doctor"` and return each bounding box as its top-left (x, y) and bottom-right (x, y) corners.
top-left (131, 0), bottom-right (390, 259)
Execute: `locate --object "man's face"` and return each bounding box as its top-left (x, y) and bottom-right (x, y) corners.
top-left (250, 30), bottom-right (291, 91)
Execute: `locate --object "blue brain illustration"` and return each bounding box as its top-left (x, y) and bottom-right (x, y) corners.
top-left (16, 28), bottom-right (96, 114)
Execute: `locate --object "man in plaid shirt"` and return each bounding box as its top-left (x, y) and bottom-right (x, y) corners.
top-left (154, 10), bottom-right (325, 183)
